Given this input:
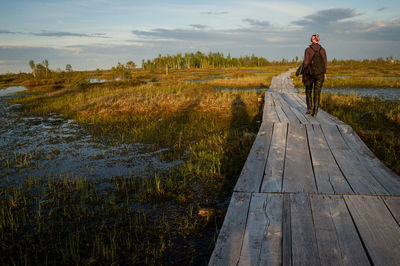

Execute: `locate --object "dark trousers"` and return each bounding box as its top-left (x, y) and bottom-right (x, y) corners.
top-left (304, 74), bottom-right (324, 114)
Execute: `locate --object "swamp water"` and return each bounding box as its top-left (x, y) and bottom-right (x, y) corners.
top-left (0, 86), bottom-right (181, 184)
top-left (297, 87), bottom-right (400, 102)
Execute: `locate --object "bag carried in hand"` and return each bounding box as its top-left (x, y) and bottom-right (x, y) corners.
top-left (309, 47), bottom-right (325, 75)
top-left (295, 63), bottom-right (303, 76)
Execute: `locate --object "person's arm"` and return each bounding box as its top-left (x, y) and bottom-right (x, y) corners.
top-left (322, 48), bottom-right (327, 73)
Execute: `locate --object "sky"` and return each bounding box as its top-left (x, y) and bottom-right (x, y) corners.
top-left (0, 0), bottom-right (399, 73)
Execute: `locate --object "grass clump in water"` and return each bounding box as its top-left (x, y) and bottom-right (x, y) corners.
top-left (4, 69), bottom-right (264, 264)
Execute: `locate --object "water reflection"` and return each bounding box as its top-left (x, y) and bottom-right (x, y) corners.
top-left (0, 89), bottom-right (181, 184)
top-left (299, 87), bottom-right (400, 102)
top-left (0, 86), bottom-right (26, 96)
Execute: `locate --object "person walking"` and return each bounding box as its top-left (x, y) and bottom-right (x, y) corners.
top-left (302, 34), bottom-right (327, 117)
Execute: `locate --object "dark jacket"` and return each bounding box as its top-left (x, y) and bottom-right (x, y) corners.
top-left (303, 43), bottom-right (327, 74)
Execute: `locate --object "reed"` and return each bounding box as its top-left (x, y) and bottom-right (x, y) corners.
top-left (3, 68), bottom-right (263, 264)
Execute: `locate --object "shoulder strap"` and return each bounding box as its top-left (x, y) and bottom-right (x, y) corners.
top-left (310, 46), bottom-right (321, 53)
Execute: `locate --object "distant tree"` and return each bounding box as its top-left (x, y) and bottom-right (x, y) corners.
top-left (126, 61), bottom-right (136, 70)
top-left (29, 60), bottom-right (36, 77)
top-left (66, 64), bottom-right (72, 72)
top-left (43, 59), bottom-right (49, 77)
top-left (35, 63), bottom-right (46, 77)
top-left (111, 62), bottom-right (131, 79)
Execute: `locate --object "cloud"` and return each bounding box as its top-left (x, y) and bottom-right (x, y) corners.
top-left (377, 7), bottom-right (387, 12)
top-left (294, 8), bottom-right (361, 27)
top-left (190, 24), bottom-right (207, 29)
top-left (243, 18), bottom-right (270, 27)
top-left (291, 8), bottom-right (400, 42)
top-left (132, 28), bottom-right (226, 41)
top-left (201, 11), bottom-right (229, 15)
top-left (0, 29), bottom-right (18, 34)
top-left (31, 31), bottom-right (111, 38)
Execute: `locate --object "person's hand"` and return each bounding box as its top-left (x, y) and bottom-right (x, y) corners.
top-left (324, 74), bottom-right (327, 80)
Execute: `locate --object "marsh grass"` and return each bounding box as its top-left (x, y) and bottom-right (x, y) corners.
top-left (292, 59), bottom-right (400, 88)
top-left (3, 69), bottom-right (263, 265)
top-left (320, 93), bottom-right (400, 175)
top-left (3, 61), bottom-right (398, 264)
top-left (293, 75), bottom-right (400, 88)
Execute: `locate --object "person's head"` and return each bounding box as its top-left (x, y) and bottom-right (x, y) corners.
top-left (310, 34), bottom-right (320, 44)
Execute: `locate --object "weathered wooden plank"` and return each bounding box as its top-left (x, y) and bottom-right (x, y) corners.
top-left (295, 93), bottom-right (345, 125)
top-left (344, 195), bottom-right (400, 266)
top-left (321, 124), bottom-right (388, 194)
top-left (264, 92), bottom-right (274, 106)
top-left (261, 123), bottom-right (287, 192)
top-left (306, 124), bottom-right (353, 194)
top-left (290, 193), bottom-right (320, 266)
top-left (290, 105), bottom-right (309, 124)
top-left (286, 93), bottom-right (319, 124)
top-left (283, 93), bottom-right (311, 118)
top-left (282, 124), bottom-right (317, 192)
top-left (292, 93), bottom-right (336, 125)
top-left (271, 92), bottom-right (282, 107)
top-left (338, 125), bottom-right (400, 195)
top-left (271, 93), bottom-right (291, 123)
top-left (276, 93), bottom-right (301, 123)
top-left (310, 195), bottom-right (370, 266)
top-left (234, 122), bottom-right (273, 192)
top-left (209, 192), bottom-right (252, 266)
top-left (282, 194), bottom-right (291, 266)
top-left (274, 105), bottom-right (290, 123)
top-left (383, 196), bottom-right (400, 224)
top-left (239, 193), bottom-right (283, 266)
top-left (263, 104), bottom-right (280, 123)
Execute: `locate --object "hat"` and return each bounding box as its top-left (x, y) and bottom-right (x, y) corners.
top-left (311, 34), bottom-right (320, 44)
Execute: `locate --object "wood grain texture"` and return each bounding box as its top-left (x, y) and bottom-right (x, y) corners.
top-left (310, 195), bottom-right (370, 266)
top-left (282, 194), bottom-right (292, 266)
top-left (338, 125), bottom-right (400, 195)
top-left (239, 193), bottom-right (283, 266)
top-left (290, 193), bottom-right (320, 266)
top-left (275, 105), bottom-right (290, 123)
top-left (321, 124), bottom-right (388, 194)
top-left (209, 192), bottom-right (252, 266)
top-left (283, 124), bottom-right (317, 192)
top-left (287, 93), bottom-right (320, 124)
top-left (306, 124), bottom-right (353, 194)
top-left (234, 122), bottom-right (273, 192)
top-left (263, 93), bottom-right (280, 123)
top-left (344, 195), bottom-right (400, 266)
top-left (261, 123), bottom-right (287, 192)
top-left (276, 93), bottom-right (301, 123)
top-left (383, 196), bottom-right (400, 225)
top-left (264, 104), bottom-right (280, 123)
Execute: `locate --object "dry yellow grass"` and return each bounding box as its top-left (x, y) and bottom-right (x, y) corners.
top-left (205, 75), bottom-right (272, 88)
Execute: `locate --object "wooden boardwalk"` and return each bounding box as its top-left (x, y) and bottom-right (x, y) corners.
top-left (209, 70), bottom-right (400, 266)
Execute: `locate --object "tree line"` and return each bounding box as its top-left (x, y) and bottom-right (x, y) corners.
top-left (29, 59), bottom-right (73, 78)
top-left (141, 51), bottom-right (298, 71)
